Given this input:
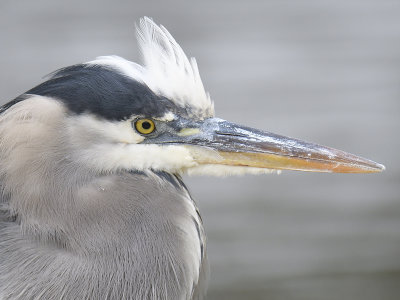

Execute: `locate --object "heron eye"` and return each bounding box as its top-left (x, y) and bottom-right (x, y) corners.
top-left (135, 119), bottom-right (156, 135)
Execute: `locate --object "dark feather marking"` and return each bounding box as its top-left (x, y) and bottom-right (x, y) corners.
top-left (191, 216), bottom-right (204, 259)
top-left (152, 171), bottom-right (205, 261)
top-left (0, 64), bottom-right (177, 120)
top-left (152, 171), bottom-right (183, 190)
top-left (174, 175), bottom-right (204, 223)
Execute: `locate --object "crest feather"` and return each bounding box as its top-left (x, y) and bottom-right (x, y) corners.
top-left (90, 17), bottom-right (214, 118)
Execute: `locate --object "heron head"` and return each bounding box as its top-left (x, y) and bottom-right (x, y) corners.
top-left (3, 17), bottom-right (384, 175)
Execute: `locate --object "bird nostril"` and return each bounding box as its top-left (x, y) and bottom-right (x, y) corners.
top-left (215, 131), bottom-right (248, 138)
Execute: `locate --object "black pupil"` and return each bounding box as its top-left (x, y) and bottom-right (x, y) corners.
top-left (142, 121), bottom-right (151, 130)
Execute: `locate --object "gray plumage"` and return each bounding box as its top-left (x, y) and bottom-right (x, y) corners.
top-left (0, 174), bottom-right (207, 299)
top-left (0, 172), bottom-right (207, 299)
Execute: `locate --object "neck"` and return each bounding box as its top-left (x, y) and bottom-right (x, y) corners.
top-left (0, 165), bottom-right (205, 299)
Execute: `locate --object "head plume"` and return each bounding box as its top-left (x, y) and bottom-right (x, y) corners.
top-left (90, 17), bottom-right (214, 119)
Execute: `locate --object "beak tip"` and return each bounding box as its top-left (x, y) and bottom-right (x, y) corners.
top-left (375, 163), bottom-right (386, 172)
top-left (358, 160), bottom-right (385, 173)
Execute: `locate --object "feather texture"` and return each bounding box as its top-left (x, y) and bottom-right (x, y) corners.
top-left (89, 17), bottom-right (214, 119)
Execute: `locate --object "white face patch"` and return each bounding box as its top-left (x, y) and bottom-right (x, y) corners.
top-left (67, 114), bottom-right (145, 145)
top-left (65, 113), bottom-right (199, 173)
top-left (73, 144), bottom-right (197, 173)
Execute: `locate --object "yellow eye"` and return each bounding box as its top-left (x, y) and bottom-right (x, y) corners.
top-left (135, 118), bottom-right (156, 135)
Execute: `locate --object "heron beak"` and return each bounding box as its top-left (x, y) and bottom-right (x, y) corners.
top-left (182, 118), bottom-right (385, 173)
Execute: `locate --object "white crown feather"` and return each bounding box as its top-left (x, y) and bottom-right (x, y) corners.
top-left (89, 17), bottom-right (214, 118)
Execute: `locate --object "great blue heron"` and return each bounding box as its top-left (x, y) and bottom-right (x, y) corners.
top-left (0, 17), bottom-right (384, 299)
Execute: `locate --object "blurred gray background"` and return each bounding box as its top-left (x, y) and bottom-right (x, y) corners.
top-left (1, 1), bottom-right (399, 299)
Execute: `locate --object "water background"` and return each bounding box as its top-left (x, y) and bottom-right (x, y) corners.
top-left (1, 1), bottom-right (399, 299)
